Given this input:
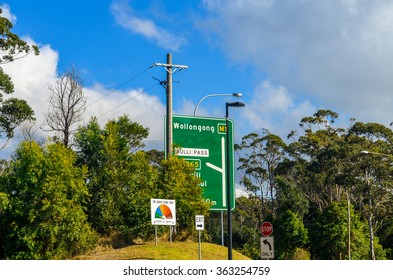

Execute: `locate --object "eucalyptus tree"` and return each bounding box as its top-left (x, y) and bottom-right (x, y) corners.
top-left (345, 121), bottom-right (393, 259)
top-left (229, 196), bottom-right (264, 259)
top-left (235, 129), bottom-right (286, 219)
top-left (0, 9), bottom-right (38, 149)
top-left (294, 110), bottom-right (349, 209)
top-left (274, 110), bottom-right (358, 259)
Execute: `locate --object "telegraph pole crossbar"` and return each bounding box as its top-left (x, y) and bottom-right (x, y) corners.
top-left (153, 63), bottom-right (189, 69)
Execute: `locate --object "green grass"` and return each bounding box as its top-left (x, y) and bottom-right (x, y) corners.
top-left (74, 241), bottom-right (251, 260)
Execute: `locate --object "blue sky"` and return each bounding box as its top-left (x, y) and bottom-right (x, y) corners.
top-left (3, 0), bottom-right (393, 155)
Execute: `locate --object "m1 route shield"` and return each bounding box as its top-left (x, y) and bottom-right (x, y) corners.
top-left (167, 115), bottom-right (235, 211)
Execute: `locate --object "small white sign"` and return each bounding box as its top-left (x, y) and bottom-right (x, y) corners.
top-left (260, 236), bottom-right (274, 259)
top-left (175, 148), bottom-right (209, 157)
top-left (151, 199), bottom-right (176, 226)
top-left (195, 215), bottom-right (204, 231)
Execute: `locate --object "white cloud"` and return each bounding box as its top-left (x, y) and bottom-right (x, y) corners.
top-left (110, 0), bottom-right (187, 51)
top-left (176, 98), bottom-right (199, 116)
top-left (202, 0), bottom-right (393, 125)
top-left (240, 80), bottom-right (315, 138)
top-left (84, 84), bottom-right (166, 149)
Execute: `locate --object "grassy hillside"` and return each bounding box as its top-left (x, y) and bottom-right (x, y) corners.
top-left (74, 241), bottom-right (251, 260)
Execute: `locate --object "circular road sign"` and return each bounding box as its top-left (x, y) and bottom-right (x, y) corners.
top-left (260, 221), bottom-right (273, 237)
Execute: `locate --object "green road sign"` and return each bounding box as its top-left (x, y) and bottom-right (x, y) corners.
top-left (167, 115), bottom-right (235, 211)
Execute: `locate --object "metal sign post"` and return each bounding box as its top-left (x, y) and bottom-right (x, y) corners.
top-left (155, 226), bottom-right (157, 246)
top-left (196, 215), bottom-right (204, 260)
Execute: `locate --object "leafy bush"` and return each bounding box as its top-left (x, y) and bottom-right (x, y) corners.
top-left (1, 142), bottom-right (96, 259)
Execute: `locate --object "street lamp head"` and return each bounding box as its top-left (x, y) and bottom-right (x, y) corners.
top-left (226, 101), bottom-right (245, 108)
top-left (194, 93), bottom-right (244, 116)
top-left (359, 150), bottom-right (392, 158)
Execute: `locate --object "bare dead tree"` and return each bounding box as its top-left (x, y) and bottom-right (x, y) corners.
top-left (21, 120), bottom-right (44, 144)
top-left (45, 67), bottom-right (86, 147)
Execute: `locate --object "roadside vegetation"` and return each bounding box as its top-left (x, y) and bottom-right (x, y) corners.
top-left (1, 9), bottom-right (393, 260)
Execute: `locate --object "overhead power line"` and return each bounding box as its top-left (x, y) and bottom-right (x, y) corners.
top-left (86, 65), bottom-right (154, 109)
top-left (97, 81), bottom-right (160, 119)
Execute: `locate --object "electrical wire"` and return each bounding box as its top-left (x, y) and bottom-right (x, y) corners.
top-left (86, 65), bottom-right (154, 109)
top-left (96, 81), bottom-right (160, 119)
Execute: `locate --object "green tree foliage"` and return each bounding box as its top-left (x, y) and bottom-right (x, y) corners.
top-left (345, 121), bottom-right (393, 259)
top-left (0, 10), bottom-right (39, 67)
top-left (207, 196), bottom-right (276, 260)
top-left (74, 115), bottom-right (155, 240)
top-left (121, 151), bottom-right (160, 240)
top-left (1, 141), bottom-right (96, 259)
top-left (274, 210), bottom-right (308, 259)
top-left (145, 149), bottom-right (164, 166)
top-left (0, 191), bottom-right (8, 212)
top-left (0, 9), bottom-right (38, 148)
top-left (75, 116), bottom-right (210, 242)
top-left (156, 156), bottom-right (211, 237)
top-left (0, 159), bottom-right (10, 257)
top-left (295, 109), bottom-right (347, 209)
top-left (309, 202), bottom-right (374, 260)
top-left (377, 217), bottom-right (393, 259)
top-left (231, 196), bottom-right (263, 259)
top-left (239, 110), bottom-right (393, 259)
top-left (275, 175), bottom-right (309, 218)
top-left (0, 98), bottom-right (35, 146)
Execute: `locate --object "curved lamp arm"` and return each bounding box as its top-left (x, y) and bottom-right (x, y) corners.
top-left (194, 93), bottom-right (242, 116)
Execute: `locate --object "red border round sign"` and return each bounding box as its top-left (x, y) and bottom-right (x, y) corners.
top-left (260, 221), bottom-right (273, 236)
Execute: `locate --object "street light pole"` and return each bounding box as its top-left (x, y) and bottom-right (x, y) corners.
top-left (194, 92), bottom-right (243, 247)
top-left (225, 101), bottom-right (245, 260)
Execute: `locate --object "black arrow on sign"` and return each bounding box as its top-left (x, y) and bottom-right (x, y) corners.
top-left (263, 239), bottom-right (272, 251)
